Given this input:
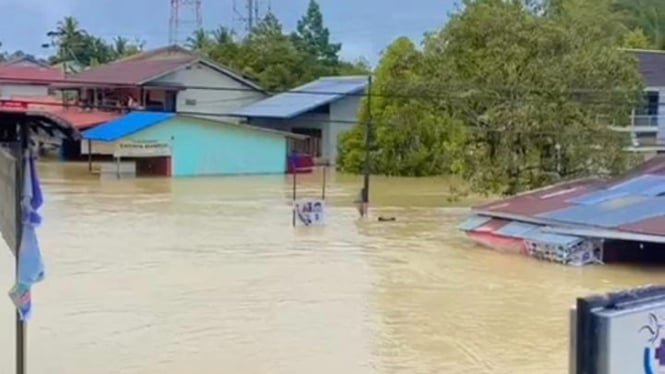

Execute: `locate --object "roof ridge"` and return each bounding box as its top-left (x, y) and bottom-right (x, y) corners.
top-left (622, 48), bottom-right (665, 54)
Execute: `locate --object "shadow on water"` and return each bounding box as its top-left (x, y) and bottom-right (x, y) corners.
top-left (0, 162), bottom-right (662, 374)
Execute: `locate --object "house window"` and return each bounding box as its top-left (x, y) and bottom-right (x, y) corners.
top-left (638, 91), bottom-right (659, 116)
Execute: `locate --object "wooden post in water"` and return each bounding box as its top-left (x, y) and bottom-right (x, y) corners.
top-left (321, 163), bottom-right (327, 200)
top-left (87, 139), bottom-right (92, 172)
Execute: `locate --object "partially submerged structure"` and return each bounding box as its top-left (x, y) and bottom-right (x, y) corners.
top-left (459, 156), bottom-right (665, 265)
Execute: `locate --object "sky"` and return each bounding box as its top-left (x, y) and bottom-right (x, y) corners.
top-left (0, 0), bottom-right (456, 64)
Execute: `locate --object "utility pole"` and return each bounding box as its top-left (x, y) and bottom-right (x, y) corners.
top-left (361, 75), bottom-right (373, 217)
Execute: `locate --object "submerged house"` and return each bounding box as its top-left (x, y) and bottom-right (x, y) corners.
top-left (48, 45), bottom-right (271, 158)
top-left (231, 76), bottom-right (368, 163)
top-left (0, 56), bottom-right (63, 97)
top-left (81, 111), bottom-right (305, 177)
top-left (459, 156), bottom-right (665, 265)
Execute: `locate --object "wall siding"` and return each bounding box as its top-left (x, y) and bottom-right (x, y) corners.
top-left (126, 117), bottom-right (287, 176)
top-left (244, 95), bottom-right (362, 162)
top-left (0, 84), bottom-right (49, 98)
top-left (154, 63), bottom-right (266, 121)
top-left (328, 95), bottom-right (362, 163)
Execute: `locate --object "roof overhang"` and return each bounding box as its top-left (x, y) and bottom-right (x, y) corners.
top-left (0, 109), bottom-right (81, 140)
top-left (472, 209), bottom-right (665, 244)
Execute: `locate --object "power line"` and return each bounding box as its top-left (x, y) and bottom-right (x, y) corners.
top-left (0, 98), bottom-right (640, 136)
top-left (0, 75), bottom-right (649, 103)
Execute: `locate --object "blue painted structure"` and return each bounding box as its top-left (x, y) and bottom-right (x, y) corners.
top-left (82, 112), bottom-right (290, 176)
top-left (457, 215), bottom-right (491, 231)
top-left (230, 76), bottom-right (368, 119)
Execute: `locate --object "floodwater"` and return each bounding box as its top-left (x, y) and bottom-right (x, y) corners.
top-left (0, 162), bottom-right (663, 374)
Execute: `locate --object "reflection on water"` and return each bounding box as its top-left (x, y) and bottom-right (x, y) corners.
top-left (0, 162), bottom-right (663, 373)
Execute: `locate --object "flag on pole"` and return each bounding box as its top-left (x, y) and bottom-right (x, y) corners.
top-left (8, 149), bottom-right (44, 320)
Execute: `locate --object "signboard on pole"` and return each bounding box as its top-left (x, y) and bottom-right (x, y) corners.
top-left (0, 145), bottom-right (17, 255)
top-left (294, 198), bottom-right (325, 226)
top-left (114, 140), bottom-right (170, 158)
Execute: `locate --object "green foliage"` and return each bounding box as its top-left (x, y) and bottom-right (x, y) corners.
top-left (613, 0), bottom-right (665, 50)
top-left (338, 0), bottom-right (644, 194)
top-left (621, 28), bottom-right (653, 49)
top-left (47, 16), bottom-right (144, 67)
top-left (292, 0), bottom-right (342, 71)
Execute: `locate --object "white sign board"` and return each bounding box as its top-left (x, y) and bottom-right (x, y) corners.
top-left (294, 199), bottom-right (325, 226)
top-left (114, 141), bottom-right (170, 158)
top-left (593, 302), bottom-right (665, 374)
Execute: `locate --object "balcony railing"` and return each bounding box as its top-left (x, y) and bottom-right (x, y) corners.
top-left (631, 114), bottom-right (662, 127)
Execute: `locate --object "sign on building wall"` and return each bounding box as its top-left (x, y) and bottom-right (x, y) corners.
top-left (294, 198), bottom-right (325, 226)
top-left (114, 140), bottom-right (171, 158)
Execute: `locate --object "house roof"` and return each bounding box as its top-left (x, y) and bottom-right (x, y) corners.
top-left (625, 49), bottom-right (665, 87)
top-left (468, 156), bottom-right (665, 240)
top-left (82, 111), bottom-right (176, 141)
top-left (82, 111), bottom-right (307, 142)
top-left (230, 76), bottom-right (369, 119)
top-left (60, 45), bottom-right (264, 91)
top-left (1, 96), bottom-right (120, 129)
top-left (0, 65), bottom-right (63, 84)
top-left (0, 55), bottom-right (50, 68)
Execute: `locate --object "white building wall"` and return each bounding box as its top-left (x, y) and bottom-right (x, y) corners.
top-left (328, 95), bottom-right (362, 163)
top-left (153, 62), bottom-right (267, 122)
top-left (0, 84), bottom-right (49, 98)
top-left (648, 87), bottom-right (665, 144)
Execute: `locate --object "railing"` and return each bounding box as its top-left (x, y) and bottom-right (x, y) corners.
top-left (631, 114), bottom-right (662, 127)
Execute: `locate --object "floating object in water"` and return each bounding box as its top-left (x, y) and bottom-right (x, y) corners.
top-left (378, 216), bottom-right (396, 222)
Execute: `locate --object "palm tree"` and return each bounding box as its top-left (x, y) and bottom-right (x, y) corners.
top-left (614, 0), bottom-right (665, 49)
top-left (186, 29), bottom-right (212, 53)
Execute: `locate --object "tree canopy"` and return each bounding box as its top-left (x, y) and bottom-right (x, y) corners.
top-left (337, 0), bottom-right (645, 194)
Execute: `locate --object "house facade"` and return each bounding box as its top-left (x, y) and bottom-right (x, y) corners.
top-left (0, 56), bottom-right (62, 98)
top-left (81, 111), bottom-right (304, 177)
top-left (231, 76), bottom-right (368, 163)
top-left (53, 45), bottom-right (267, 119)
top-left (621, 49), bottom-right (665, 150)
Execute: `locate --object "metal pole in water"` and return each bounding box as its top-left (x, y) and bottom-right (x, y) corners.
top-left (15, 122), bottom-right (27, 374)
top-left (361, 75), bottom-right (373, 217)
top-left (292, 166), bottom-right (297, 227)
top-left (321, 164), bottom-right (326, 200)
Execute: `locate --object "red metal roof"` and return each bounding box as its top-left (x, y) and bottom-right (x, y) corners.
top-left (474, 178), bottom-right (601, 216)
top-left (0, 97), bottom-right (119, 129)
top-left (0, 65), bottom-right (63, 84)
top-left (63, 57), bottom-right (196, 86)
top-left (620, 216), bottom-right (665, 236)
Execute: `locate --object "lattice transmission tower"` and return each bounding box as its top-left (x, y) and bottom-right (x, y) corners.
top-left (233, 0), bottom-right (270, 35)
top-left (169, 0), bottom-right (203, 45)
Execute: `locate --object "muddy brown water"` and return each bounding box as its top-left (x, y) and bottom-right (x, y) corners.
top-left (0, 162), bottom-right (663, 373)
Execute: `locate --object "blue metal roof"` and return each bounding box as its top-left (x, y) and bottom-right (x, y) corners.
top-left (230, 76), bottom-right (369, 119)
top-left (609, 174), bottom-right (665, 194)
top-left (541, 195), bottom-right (665, 227)
top-left (495, 221), bottom-right (538, 237)
top-left (457, 215), bottom-right (491, 231)
top-left (521, 229), bottom-right (581, 246)
top-left (82, 111), bottom-right (175, 141)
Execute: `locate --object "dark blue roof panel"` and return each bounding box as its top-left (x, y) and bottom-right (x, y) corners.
top-left (82, 111), bottom-right (175, 141)
top-left (230, 76), bottom-right (368, 119)
top-left (458, 215), bottom-right (492, 231)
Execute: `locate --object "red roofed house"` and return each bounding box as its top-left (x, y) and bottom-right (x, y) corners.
top-left (0, 55), bottom-right (63, 97)
top-left (53, 45), bottom-right (267, 120)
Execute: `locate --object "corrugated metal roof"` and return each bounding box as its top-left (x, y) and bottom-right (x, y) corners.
top-left (569, 190), bottom-right (629, 205)
top-left (607, 174), bottom-right (665, 193)
top-left (0, 65), bottom-right (63, 83)
top-left (457, 215), bottom-right (492, 231)
top-left (521, 229), bottom-right (581, 246)
top-left (620, 215), bottom-right (665, 235)
top-left (495, 221), bottom-right (538, 237)
top-left (231, 76), bottom-right (368, 119)
top-left (82, 111), bottom-right (175, 141)
top-left (541, 195), bottom-right (665, 227)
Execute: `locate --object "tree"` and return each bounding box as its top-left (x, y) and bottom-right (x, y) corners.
top-left (337, 37), bottom-right (467, 176)
top-left (112, 36), bottom-right (144, 58)
top-left (235, 12), bottom-right (310, 90)
top-left (613, 0), bottom-right (665, 50)
top-left (339, 0), bottom-right (644, 194)
top-left (292, 0), bottom-right (341, 70)
top-left (186, 28), bottom-right (213, 53)
top-left (621, 28), bottom-right (653, 49)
